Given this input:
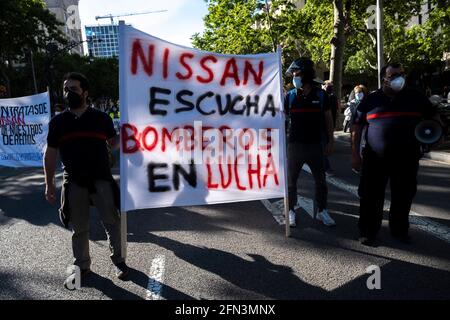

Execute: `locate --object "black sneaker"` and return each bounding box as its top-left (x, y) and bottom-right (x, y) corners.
top-left (358, 236), bottom-right (376, 247)
top-left (391, 233), bottom-right (412, 244)
top-left (115, 262), bottom-right (130, 280)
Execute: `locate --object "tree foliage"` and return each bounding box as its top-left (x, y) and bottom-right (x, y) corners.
top-left (191, 0), bottom-right (301, 72)
top-left (0, 0), bottom-right (67, 96)
top-left (6, 52), bottom-right (118, 104)
top-left (192, 0), bottom-right (450, 90)
top-left (0, 0), bottom-right (66, 58)
top-left (0, 0), bottom-right (119, 102)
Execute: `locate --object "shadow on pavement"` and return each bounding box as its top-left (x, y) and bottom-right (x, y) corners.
top-left (139, 232), bottom-right (329, 300)
top-left (81, 272), bottom-right (143, 300)
top-left (0, 271), bottom-right (35, 300)
top-left (124, 266), bottom-right (194, 300)
top-left (0, 168), bottom-right (61, 226)
top-left (332, 247), bottom-right (450, 299)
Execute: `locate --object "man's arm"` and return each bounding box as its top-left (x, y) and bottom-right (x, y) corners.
top-left (324, 109), bottom-right (334, 156)
top-left (44, 146), bottom-right (58, 204)
top-left (351, 123), bottom-right (362, 170)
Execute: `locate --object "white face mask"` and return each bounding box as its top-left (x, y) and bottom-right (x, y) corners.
top-left (293, 76), bottom-right (302, 89)
top-left (355, 92), bottom-right (364, 101)
top-left (389, 76), bottom-right (406, 92)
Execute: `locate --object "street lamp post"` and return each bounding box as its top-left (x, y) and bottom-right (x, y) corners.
top-left (377, 0), bottom-right (384, 88)
top-left (45, 42), bottom-right (59, 115)
top-left (29, 49), bottom-right (38, 94)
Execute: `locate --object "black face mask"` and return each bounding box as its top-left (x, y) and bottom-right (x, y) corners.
top-left (65, 90), bottom-right (83, 109)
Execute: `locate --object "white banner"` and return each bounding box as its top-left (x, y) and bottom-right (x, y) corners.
top-left (119, 25), bottom-right (286, 211)
top-left (0, 92), bottom-right (50, 167)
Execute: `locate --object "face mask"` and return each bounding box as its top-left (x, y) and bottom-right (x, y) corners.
top-left (355, 92), bottom-right (364, 101)
top-left (389, 76), bottom-right (405, 92)
top-left (293, 76), bottom-right (302, 89)
top-left (65, 90), bottom-right (83, 109)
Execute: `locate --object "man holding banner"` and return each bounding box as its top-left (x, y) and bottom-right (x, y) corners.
top-left (284, 58), bottom-right (336, 228)
top-left (44, 72), bottom-right (129, 286)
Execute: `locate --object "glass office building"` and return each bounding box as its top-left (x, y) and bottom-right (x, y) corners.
top-left (85, 25), bottom-right (119, 58)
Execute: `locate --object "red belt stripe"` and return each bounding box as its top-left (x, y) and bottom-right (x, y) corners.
top-left (367, 111), bottom-right (421, 120)
top-left (291, 108), bottom-right (321, 113)
top-left (59, 132), bottom-right (107, 144)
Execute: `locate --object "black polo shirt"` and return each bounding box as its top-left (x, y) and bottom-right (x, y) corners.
top-left (353, 88), bottom-right (435, 156)
top-left (284, 87), bottom-right (330, 143)
top-left (47, 107), bottom-right (116, 180)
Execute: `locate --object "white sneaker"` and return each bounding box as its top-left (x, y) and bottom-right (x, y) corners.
top-left (288, 210), bottom-right (296, 227)
top-left (316, 209), bottom-right (336, 226)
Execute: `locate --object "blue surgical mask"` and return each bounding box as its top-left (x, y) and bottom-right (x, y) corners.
top-left (293, 76), bottom-right (302, 89)
top-left (389, 76), bottom-right (405, 92)
top-left (355, 92), bottom-right (364, 101)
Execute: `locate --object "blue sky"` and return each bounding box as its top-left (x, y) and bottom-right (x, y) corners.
top-left (78, 0), bottom-right (208, 48)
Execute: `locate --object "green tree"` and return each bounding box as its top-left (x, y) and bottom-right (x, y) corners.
top-left (191, 0), bottom-right (301, 72)
top-left (193, 0), bottom-right (448, 96)
top-left (7, 51), bottom-right (119, 108)
top-left (0, 0), bottom-right (67, 97)
top-left (191, 0), bottom-right (271, 54)
top-left (46, 54), bottom-right (119, 104)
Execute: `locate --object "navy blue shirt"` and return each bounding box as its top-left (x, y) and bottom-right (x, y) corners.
top-left (353, 88), bottom-right (435, 156)
top-left (284, 87), bottom-right (330, 143)
top-left (47, 107), bottom-right (116, 180)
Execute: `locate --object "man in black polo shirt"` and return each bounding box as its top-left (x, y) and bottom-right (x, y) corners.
top-left (352, 63), bottom-right (439, 245)
top-left (44, 72), bottom-right (129, 286)
top-left (285, 58), bottom-right (336, 227)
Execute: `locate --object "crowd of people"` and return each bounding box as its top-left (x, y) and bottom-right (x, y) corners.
top-left (43, 59), bottom-right (442, 288)
top-left (284, 59), bottom-right (441, 249)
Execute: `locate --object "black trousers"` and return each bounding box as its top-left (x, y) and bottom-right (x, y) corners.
top-left (358, 146), bottom-right (420, 238)
top-left (288, 142), bottom-right (327, 211)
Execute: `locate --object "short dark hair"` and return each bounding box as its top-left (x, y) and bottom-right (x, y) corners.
top-left (63, 72), bottom-right (90, 92)
top-left (380, 62), bottom-right (403, 79)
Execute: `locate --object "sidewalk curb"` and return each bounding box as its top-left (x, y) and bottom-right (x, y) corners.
top-left (423, 151), bottom-right (450, 164)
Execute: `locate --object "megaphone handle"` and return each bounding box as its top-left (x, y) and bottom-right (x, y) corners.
top-left (421, 144), bottom-right (431, 154)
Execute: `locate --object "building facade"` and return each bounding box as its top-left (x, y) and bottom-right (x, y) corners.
top-left (44, 0), bottom-right (84, 55)
top-left (85, 25), bottom-right (119, 58)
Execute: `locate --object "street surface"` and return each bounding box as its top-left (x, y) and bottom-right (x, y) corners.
top-left (0, 131), bottom-right (449, 300)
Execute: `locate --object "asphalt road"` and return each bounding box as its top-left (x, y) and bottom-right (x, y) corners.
top-left (0, 134), bottom-right (449, 300)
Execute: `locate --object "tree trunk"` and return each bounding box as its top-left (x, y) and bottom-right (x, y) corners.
top-left (329, 0), bottom-right (346, 103)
